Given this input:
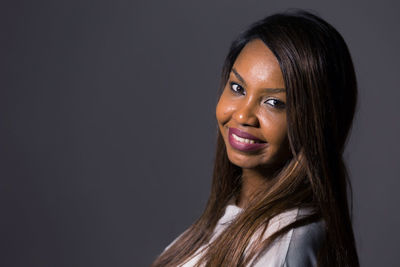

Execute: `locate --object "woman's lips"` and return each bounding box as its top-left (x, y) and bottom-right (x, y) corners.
top-left (228, 127), bottom-right (267, 152)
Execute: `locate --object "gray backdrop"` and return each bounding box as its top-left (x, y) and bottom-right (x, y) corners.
top-left (1, 0), bottom-right (399, 266)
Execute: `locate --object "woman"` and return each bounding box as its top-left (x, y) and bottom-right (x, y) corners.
top-left (152, 10), bottom-right (359, 267)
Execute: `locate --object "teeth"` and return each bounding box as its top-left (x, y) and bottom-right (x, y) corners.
top-left (232, 133), bottom-right (257, 144)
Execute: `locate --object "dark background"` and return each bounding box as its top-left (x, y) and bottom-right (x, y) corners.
top-left (1, 0), bottom-right (399, 266)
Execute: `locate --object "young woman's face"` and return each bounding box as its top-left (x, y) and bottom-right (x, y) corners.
top-left (216, 39), bottom-right (291, 171)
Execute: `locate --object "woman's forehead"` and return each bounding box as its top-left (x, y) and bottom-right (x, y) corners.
top-left (231, 40), bottom-right (284, 88)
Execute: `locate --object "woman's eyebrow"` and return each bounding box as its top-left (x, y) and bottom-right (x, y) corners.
top-left (231, 68), bottom-right (285, 93)
top-left (263, 88), bottom-right (286, 93)
top-left (232, 68), bottom-right (247, 86)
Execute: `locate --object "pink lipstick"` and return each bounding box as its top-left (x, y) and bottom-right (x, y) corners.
top-left (228, 127), bottom-right (267, 152)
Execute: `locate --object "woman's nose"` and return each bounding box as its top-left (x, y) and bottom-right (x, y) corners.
top-left (232, 101), bottom-right (259, 127)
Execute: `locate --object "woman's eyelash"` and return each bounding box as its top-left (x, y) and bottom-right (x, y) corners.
top-left (229, 82), bottom-right (286, 109)
top-left (229, 82), bottom-right (245, 94)
top-left (265, 99), bottom-right (286, 109)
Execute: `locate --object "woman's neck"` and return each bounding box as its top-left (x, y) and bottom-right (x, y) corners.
top-left (236, 168), bottom-right (274, 208)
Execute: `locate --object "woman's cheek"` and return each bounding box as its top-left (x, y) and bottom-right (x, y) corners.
top-left (261, 113), bottom-right (287, 143)
top-left (216, 96), bottom-right (235, 124)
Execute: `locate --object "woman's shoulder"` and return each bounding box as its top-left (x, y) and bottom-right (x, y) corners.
top-left (282, 217), bottom-right (325, 266)
top-left (251, 207), bottom-right (325, 267)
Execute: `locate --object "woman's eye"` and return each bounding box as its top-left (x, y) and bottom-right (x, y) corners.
top-left (230, 82), bottom-right (245, 95)
top-left (265, 99), bottom-right (286, 109)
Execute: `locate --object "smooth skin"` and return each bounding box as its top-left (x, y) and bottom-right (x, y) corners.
top-left (216, 39), bottom-right (292, 208)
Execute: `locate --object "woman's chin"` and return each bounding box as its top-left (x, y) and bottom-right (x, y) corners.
top-left (227, 152), bottom-right (289, 174)
top-left (227, 154), bottom-right (265, 170)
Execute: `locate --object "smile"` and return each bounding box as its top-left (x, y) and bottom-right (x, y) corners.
top-left (228, 128), bottom-right (268, 152)
top-left (232, 133), bottom-right (261, 144)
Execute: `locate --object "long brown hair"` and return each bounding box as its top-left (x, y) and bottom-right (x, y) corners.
top-left (152, 10), bottom-right (359, 267)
